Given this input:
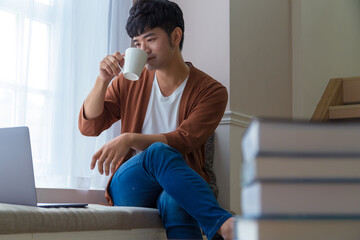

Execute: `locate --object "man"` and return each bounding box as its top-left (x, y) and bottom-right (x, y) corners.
top-left (79, 0), bottom-right (234, 239)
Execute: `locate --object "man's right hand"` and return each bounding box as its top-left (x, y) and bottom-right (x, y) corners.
top-left (82, 52), bottom-right (124, 120)
top-left (99, 52), bottom-right (124, 83)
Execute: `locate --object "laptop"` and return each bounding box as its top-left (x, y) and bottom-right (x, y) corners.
top-left (0, 126), bottom-right (87, 208)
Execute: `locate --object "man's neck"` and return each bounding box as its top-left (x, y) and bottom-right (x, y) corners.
top-left (155, 53), bottom-right (190, 97)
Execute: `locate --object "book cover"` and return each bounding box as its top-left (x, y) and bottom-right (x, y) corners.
top-left (235, 216), bottom-right (360, 240)
top-left (241, 118), bottom-right (360, 163)
top-left (243, 156), bottom-right (360, 185)
top-left (242, 181), bottom-right (360, 216)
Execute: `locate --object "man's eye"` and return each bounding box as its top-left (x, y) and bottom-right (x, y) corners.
top-left (147, 38), bottom-right (155, 42)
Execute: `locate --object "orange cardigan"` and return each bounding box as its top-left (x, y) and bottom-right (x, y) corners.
top-left (78, 63), bottom-right (228, 205)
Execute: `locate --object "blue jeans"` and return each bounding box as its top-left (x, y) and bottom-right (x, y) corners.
top-left (108, 142), bottom-right (232, 240)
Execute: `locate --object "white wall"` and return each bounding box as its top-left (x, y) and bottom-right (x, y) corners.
top-left (173, 0), bottom-right (230, 102)
top-left (292, 0), bottom-right (360, 119)
top-left (230, 0), bottom-right (292, 118)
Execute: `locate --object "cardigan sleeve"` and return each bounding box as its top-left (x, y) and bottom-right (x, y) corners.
top-left (78, 76), bottom-right (122, 136)
top-left (163, 80), bottom-right (228, 155)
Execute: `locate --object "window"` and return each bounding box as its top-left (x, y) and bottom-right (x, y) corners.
top-left (0, 0), bottom-right (54, 177)
top-left (0, 0), bottom-right (131, 190)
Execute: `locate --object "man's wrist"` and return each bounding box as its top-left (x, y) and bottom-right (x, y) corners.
top-left (95, 76), bottom-right (112, 89)
top-left (122, 132), bottom-right (135, 149)
top-left (120, 133), bottom-right (167, 152)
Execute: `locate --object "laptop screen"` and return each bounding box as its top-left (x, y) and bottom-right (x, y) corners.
top-left (0, 127), bottom-right (38, 206)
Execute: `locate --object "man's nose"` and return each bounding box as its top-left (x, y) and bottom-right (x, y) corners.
top-left (140, 44), bottom-right (151, 54)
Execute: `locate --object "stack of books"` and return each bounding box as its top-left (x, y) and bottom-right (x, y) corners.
top-left (235, 118), bottom-right (360, 240)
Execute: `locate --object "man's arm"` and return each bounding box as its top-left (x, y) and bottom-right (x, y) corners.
top-left (83, 52), bottom-right (124, 120)
top-left (83, 77), bottom-right (111, 119)
top-left (164, 82), bottom-right (228, 155)
top-left (91, 133), bottom-right (168, 176)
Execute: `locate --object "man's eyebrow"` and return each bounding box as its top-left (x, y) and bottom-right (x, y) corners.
top-left (143, 32), bottom-right (156, 38)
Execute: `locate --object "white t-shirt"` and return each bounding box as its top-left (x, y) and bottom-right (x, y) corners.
top-left (141, 73), bottom-right (188, 135)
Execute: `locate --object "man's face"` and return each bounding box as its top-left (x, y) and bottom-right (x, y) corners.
top-left (133, 27), bottom-right (175, 71)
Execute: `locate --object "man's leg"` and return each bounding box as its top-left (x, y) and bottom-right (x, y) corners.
top-left (109, 142), bottom-right (232, 239)
top-left (108, 151), bottom-right (163, 207)
top-left (109, 148), bottom-right (205, 239)
top-left (157, 191), bottom-right (203, 239)
top-left (142, 142), bottom-right (232, 240)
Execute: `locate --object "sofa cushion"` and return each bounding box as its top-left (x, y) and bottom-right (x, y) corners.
top-left (0, 203), bottom-right (163, 235)
top-left (205, 133), bottom-right (219, 198)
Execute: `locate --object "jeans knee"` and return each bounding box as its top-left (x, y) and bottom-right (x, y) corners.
top-left (142, 142), bottom-right (186, 182)
top-left (146, 142), bottom-right (182, 162)
top-left (147, 142), bottom-right (172, 154)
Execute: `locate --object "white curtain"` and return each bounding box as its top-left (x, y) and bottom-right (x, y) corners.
top-left (0, 0), bottom-right (132, 189)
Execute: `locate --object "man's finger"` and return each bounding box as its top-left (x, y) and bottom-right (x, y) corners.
top-left (111, 157), bottom-right (118, 174)
top-left (108, 56), bottom-right (120, 68)
top-left (98, 148), bottom-right (112, 175)
top-left (91, 150), bottom-right (102, 170)
top-left (113, 51), bottom-right (124, 63)
top-left (100, 60), bottom-right (115, 76)
top-left (108, 56), bottom-right (121, 75)
top-left (104, 154), bottom-right (114, 176)
top-left (103, 58), bottom-right (117, 76)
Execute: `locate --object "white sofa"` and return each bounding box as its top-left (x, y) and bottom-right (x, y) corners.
top-left (0, 136), bottom-right (217, 240)
top-left (0, 203), bottom-right (166, 240)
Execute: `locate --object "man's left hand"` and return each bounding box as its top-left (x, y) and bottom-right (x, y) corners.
top-left (91, 133), bottom-right (132, 176)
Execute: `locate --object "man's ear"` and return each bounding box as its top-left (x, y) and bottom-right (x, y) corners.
top-left (171, 27), bottom-right (182, 48)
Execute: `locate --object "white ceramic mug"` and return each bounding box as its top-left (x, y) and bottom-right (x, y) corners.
top-left (118, 48), bottom-right (148, 81)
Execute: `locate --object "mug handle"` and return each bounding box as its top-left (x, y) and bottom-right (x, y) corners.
top-left (117, 55), bottom-right (125, 75)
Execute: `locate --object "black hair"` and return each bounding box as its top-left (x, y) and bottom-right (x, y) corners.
top-left (126, 0), bottom-right (185, 50)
